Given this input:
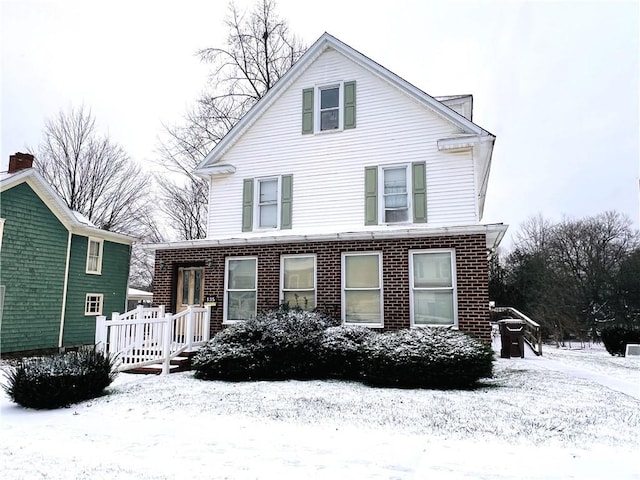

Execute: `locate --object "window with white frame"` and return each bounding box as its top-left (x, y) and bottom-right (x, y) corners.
top-left (86, 238), bottom-right (103, 274)
top-left (281, 255), bottom-right (316, 310)
top-left (256, 177), bottom-right (279, 229)
top-left (382, 165), bottom-right (410, 223)
top-left (0, 218), bottom-right (5, 252)
top-left (342, 252), bottom-right (383, 326)
top-left (318, 83), bottom-right (342, 131)
top-left (410, 250), bottom-right (457, 327)
top-left (85, 294), bottom-right (104, 315)
top-left (224, 257), bottom-right (257, 323)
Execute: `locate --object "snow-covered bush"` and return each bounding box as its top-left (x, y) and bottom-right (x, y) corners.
top-left (601, 325), bottom-right (640, 356)
top-left (193, 307), bottom-right (335, 380)
top-left (319, 325), bottom-right (375, 379)
top-left (361, 328), bottom-right (494, 389)
top-left (2, 349), bottom-right (118, 409)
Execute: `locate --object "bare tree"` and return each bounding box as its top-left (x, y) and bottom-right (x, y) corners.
top-left (156, 0), bottom-right (306, 239)
top-left (35, 105), bottom-right (154, 238)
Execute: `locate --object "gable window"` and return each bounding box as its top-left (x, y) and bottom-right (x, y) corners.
top-left (364, 162), bottom-right (427, 225)
top-left (342, 252), bottom-right (383, 327)
top-left (86, 238), bottom-right (103, 274)
top-left (85, 293), bottom-right (104, 316)
top-left (302, 81), bottom-right (356, 134)
top-left (281, 255), bottom-right (316, 310)
top-left (410, 250), bottom-right (457, 327)
top-left (242, 175), bottom-right (292, 232)
top-left (224, 257), bottom-right (257, 323)
top-left (319, 85), bottom-right (340, 131)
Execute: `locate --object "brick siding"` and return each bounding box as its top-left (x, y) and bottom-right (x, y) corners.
top-left (153, 233), bottom-right (490, 343)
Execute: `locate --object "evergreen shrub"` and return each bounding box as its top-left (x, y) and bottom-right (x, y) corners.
top-left (192, 306), bottom-right (334, 380)
top-left (2, 349), bottom-right (118, 409)
top-left (319, 325), bottom-right (374, 379)
top-left (601, 325), bottom-right (640, 356)
top-left (361, 328), bottom-right (494, 389)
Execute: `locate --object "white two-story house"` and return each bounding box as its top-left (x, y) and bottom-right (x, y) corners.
top-left (152, 33), bottom-right (507, 343)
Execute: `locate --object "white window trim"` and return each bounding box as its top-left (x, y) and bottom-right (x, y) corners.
top-left (254, 176), bottom-right (281, 230)
top-left (280, 254), bottom-right (317, 310)
top-left (223, 256), bottom-right (258, 324)
top-left (341, 251), bottom-right (384, 328)
top-left (315, 82), bottom-right (344, 133)
top-left (84, 293), bottom-right (104, 316)
top-left (0, 218), bottom-right (5, 252)
top-left (379, 164), bottom-right (412, 225)
top-left (85, 237), bottom-right (104, 275)
top-left (409, 249), bottom-right (458, 328)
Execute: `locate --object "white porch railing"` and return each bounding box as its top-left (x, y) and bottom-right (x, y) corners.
top-left (95, 305), bottom-right (211, 374)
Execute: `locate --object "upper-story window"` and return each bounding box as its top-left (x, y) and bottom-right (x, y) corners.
top-left (242, 175), bottom-right (293, 232)
top-left (319, 85), bottom-right (341, 131)
top-left (365, 162), bottom-right (427, 226)
top-left (302, 81), bottom-right (356, 134)
top-left (382, 166), bottom-right (409, 223)
top-left (257, 177), bottom-right (279, 228)
top-left (86, 238), bottom-right (103, 274)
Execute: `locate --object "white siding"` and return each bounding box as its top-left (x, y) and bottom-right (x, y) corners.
top-left (207, 48), bottom-right (478, 238)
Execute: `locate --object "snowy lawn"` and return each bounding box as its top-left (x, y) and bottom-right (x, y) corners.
top-left (1, 346), bottom-right (639, 480)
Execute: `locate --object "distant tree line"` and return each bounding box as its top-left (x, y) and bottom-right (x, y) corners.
top-left (490, 212), bottom-right (640, 344)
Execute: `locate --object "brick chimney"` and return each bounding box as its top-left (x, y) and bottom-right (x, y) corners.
top-left (8, 152), bottom-right (34, 173)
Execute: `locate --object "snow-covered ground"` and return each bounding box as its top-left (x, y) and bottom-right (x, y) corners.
top-left (1, 344), bottom-right (638, 480)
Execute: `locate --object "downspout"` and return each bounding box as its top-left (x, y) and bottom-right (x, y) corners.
top-left (58, 231), bottom-right (72, 349)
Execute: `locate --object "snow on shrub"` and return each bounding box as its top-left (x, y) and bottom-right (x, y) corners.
top-left (319, 325), bottom-right (375, 379)
top-left (601, 325), bottom-right (640, 356)
top-left (2, 349), bottom-right (118, 409)
top-left (193, 307), bottom-right (335, 381)
top-left (361, 328), bottom-right (494, 389)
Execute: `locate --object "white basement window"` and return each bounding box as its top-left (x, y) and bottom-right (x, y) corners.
top-left (85, 294), bottom-right (104, 316)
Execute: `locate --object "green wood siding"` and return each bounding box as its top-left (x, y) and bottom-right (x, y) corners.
top-left (62, 236), bottom-right (130, 346)
top-left (0, 183), bottom-right (67, 353)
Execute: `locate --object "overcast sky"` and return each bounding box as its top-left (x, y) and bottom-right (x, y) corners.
top-left (2, 0), bottom-right (638, 246)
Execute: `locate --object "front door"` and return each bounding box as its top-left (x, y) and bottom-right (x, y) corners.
top-left (176, 267), bottom-right (205, 312)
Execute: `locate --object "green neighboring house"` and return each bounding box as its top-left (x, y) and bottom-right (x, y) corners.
top-left (0, 153), bottom-right (135, 354)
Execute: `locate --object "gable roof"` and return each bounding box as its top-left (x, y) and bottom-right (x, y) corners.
top-left (0, 169), bottom-right (135, 245)
top-left (195, 32), bottom-right (494, 173)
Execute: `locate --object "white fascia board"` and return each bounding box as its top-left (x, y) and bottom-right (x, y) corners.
top-left (150, 223), bottom-right (509, 251)
top-left (194, 32), bottom-right (493, 173)
top-left (194, 164), bottom-right (237, 178)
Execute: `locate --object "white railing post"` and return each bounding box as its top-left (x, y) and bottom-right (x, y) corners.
top-left (108, 312), bottom-right (119, 358)
top-left (204, 305), bottom-right (211, 342)
top-left (186, 307), bottom-right (194, 351)
top-left (159, 305), bottom-right (165, 319)
top-left (95, 315), bottom-right (106, 351)
top-left (162, 313), bottom-right (172, 374)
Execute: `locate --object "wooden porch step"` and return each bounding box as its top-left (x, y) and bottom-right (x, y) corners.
top-left (124, 355), bottom-right (193, 375)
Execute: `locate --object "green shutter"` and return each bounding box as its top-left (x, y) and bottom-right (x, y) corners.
top-left (412, 162), bottom-right (427, 223)
top-left (364, 166), bottom-right (378, 225)
top-left (344, 81), bottom-right (356, 129)
top-left (302, 88), bottom-right (314, 134)
top-left (280, 174), bottom-right (293, 230)
top-left (242, 178), bottom-right (254, 232)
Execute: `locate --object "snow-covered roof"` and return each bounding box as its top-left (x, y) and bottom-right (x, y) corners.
top-left (0, 168), bottom-right (135, 245)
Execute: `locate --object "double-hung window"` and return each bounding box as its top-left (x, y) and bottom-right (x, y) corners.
top-left (281, 255), bottom-right (316, 310)
top-left (85, 293), bottom-right (103, 316)
top-left (257, 177), bottom-right (279, 228)
top-left (319, 85), bottom-right (341, 131)
top-left (410, 250), bottom-right (457, 327)
top-left (382, 165), bottom-right (409, 223)
top-left (342, 252), bottom-right (383, 327)
top-left (224, 257), bottom-right (257, 323)
top-left (86, 238), bottom-right (103, 274)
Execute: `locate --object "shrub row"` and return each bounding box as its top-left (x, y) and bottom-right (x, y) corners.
top-left (192, 307), bottom-right (494, 389)
top-left (601, 325), bottom-right (640, 356)
top-left (2, 349), bottom-right (118, 409)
